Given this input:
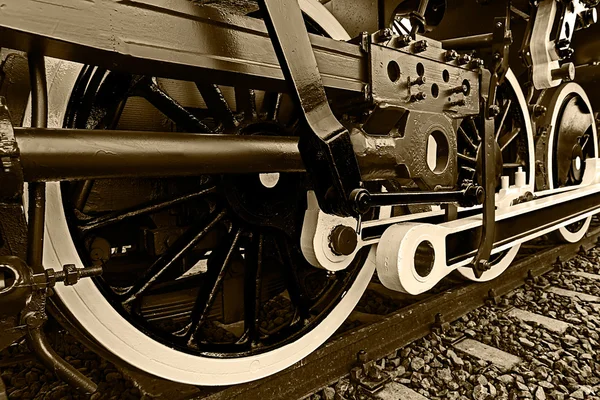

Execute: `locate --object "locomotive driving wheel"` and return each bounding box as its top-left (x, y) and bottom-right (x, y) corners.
top-left (536, 82), bottom-right (599, 243)
top-left (454, 70), bottom-right (535, 282)
top-left (34, 1), bottom-right (377, 385)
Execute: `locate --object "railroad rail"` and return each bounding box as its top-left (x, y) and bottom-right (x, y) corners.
top-left (98, 221), bottom-right (600, 400)
top-left (2, 222), bottom-right (600, 399)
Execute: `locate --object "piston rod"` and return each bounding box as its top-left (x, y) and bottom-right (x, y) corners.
top-left (15, 128), bottom-right (305, 181)
top-left (14, 128), bottom-right (397, 182)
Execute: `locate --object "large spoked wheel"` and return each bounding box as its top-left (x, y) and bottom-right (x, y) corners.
top-left (537, 83), bottom-right (598, 243)
top-left (454, 70), bottom-right (535, 282)
top-left (36, 2), bottom-right (376, 386)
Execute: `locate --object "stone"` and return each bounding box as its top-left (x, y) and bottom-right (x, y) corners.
top-left (436, 367), bottom-right (453, 383)
top-left (105, 372), bottom-right (122, 382)
top-left (562, 335), bottom-right (579, 346)
top-left (472, 384), bottom-right (488, 400)
top-left (534, 387), bottom-right (546, 400)
top-left (497, 375), bottom-right (514, 384)
top-left (519, 337), bottom-right (535, 348)
top-left (477, 375), bottom-right (488, 386)
top-left (322, 387), bottom-right (335, 400)
top-left (411, 357), bottom-right (425, 371)
top-left (447, 350), bottom-right (464, 366)
top-left (570, 389), bottom-right (584, 399)
top-left (538, 381), bottom-right (553, 389)
top-left (549, 391), bottom-right (564, 400)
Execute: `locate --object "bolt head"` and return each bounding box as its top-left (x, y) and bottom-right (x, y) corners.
top-left (329, 225), bottom-right (358, 256)
top-left (445, 50), bottom-right (458, 61)
top-left (414, 40), bottom-right (428, 52)
top-left (63, 264), bottom-right (79, 286)
top-left (397, 35), bottom-right (411, 47)
top-left (488, 104), bottom-right (501, 118)
top-left (376, 28), bottom-right (393, 42)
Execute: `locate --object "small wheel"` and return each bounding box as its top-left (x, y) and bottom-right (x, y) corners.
top-left (455, 69), bottom-right (535, 282)
top-left (536, 83), bottom-right (598, 243)
top-left (28, 1), bottom-right (377, 386)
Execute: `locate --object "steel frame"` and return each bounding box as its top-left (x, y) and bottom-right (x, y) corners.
top-left (0, 0), bottom-right (365, 93)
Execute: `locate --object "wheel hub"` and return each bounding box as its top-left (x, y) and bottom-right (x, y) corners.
top-left (222, 121), bottom-right (304, 233)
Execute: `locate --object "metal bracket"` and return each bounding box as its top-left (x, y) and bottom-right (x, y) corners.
top-left (470, 13), bottom-right (512, 279)
top-left (0, 97), bottom-right (23, 201)
top-left (350, 350), bottom-right (390, 396)
top-left (0, 255), bottom-right (102, 394)
top-left (530, 0), bottom-right (595, 89)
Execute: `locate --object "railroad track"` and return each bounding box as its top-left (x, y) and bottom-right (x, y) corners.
top-left (126, 220), bottom-right (600, 400)
top-left (3, 221), bottom-right (600, 400)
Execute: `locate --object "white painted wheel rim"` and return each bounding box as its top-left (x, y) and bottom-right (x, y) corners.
top-left (546, 83), bottom-right (598, 243)
top-left (455, 70), bottom-right (535, 282)
top-left (35, 3), bottom-right (377, 385)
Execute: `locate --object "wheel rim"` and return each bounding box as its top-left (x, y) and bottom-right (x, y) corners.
top-left (36, 2), bottom-right (377, 385)
top-left (543, 83), bottom-right (598, 243)
top-left (455, 70), bottom-right (535, 282)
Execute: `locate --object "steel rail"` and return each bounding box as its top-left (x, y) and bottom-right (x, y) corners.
top-left (0, 0), bottom-right (366, 94)
top-left (192, 224), bottom-right (600, 400)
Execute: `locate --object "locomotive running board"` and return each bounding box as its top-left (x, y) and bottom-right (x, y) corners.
top-left (302, 158), bottom-right (600, 294)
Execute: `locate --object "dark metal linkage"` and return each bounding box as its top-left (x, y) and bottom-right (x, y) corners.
top-left (24, 54), bottom-right (98, 394)
top-left (469, 12), bottom-right (512, 278)
top-left (26, 327), bottom-right (97, 394)
top-left (26, 54), bottom-right (47, 273)
top-left (441, 33), bottom-right (494, 50)
top-left (350, 185), bottom-right (484, 213)
top-left (258, 0), bottom-right (363, 216)
top-left (469, 117), bottom-right (496, 278)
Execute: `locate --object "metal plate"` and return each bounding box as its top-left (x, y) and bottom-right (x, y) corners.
top-left (368, 42), bottom-right (480, 117)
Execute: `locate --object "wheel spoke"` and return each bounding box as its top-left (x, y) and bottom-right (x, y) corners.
top-left (458, 126), bottom-right (477, 151)
top-left (239, 233), bottom-right (264, 345)
top-left (121, 209), bottom-right (226, 304)
top-left (79, 186), bottom-right (217, 232)
top-left (499, 127), bottom-right (522, 151)
top-left (177, 227), bottom-right (242, 343)
top-left (73, 94), bottom-right (127, 212)
top-left (276, 237), bottom-right (311, 320)
top-left (580, 134), bottom-right (590, 151)
top-left (457, 152), bottom-right (477, 164)
top-left (64, 65), bottom-right (94, 128)
top-left (94, 97), bottom-right (127, 130)
top-left (494, 99), bottom-right (512, 141)
top-left (73, 180), bottom-right (95, 211)
top-left (74, 67), bottom-right (108, 129)
top-left (468, 118), bottom-right (481, 142)
top-left (235, 88), bottom-right (257, 122)
top-left (196, 83), bottom-right (238, 131)
top-left (136, 78), bottom-right (211, 132)
top-left (261, 92), bottom-right (282, 121)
